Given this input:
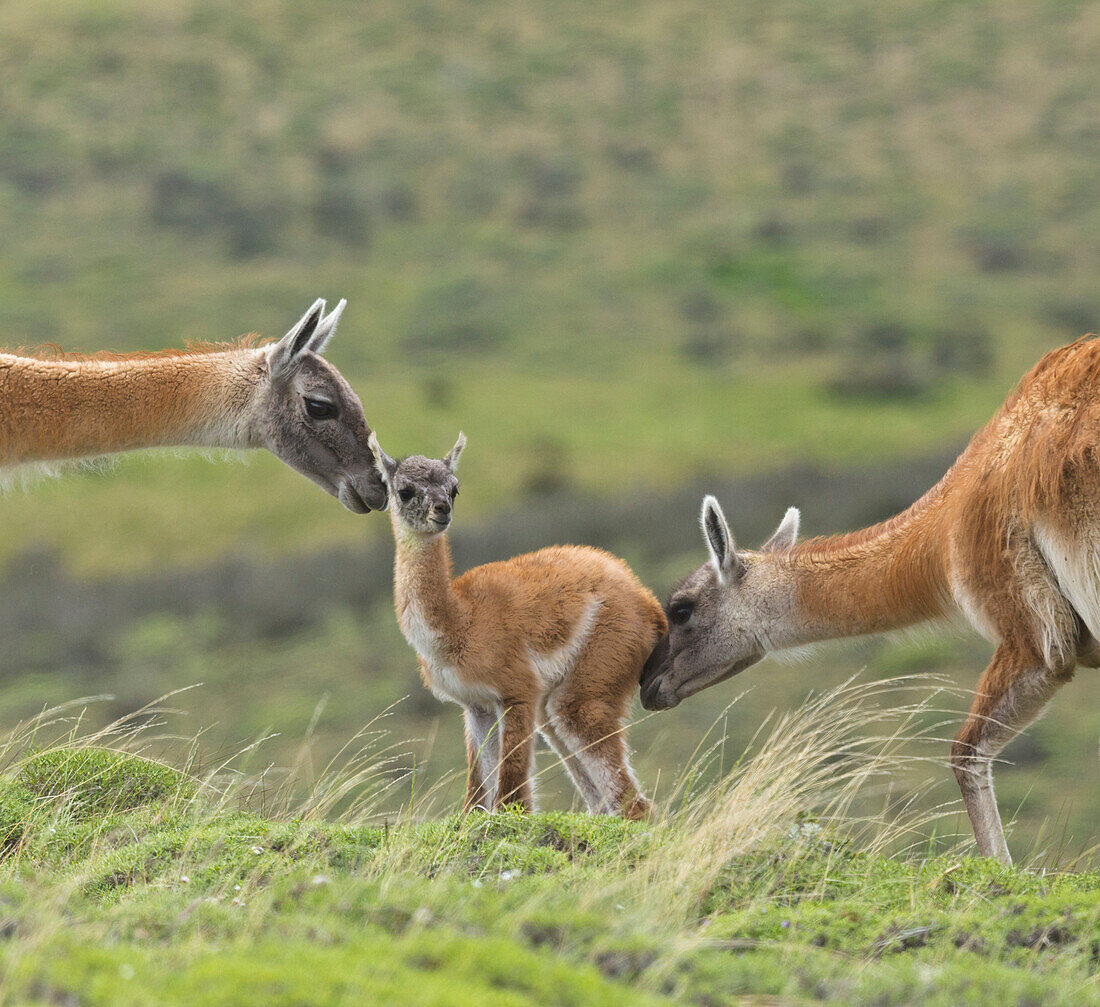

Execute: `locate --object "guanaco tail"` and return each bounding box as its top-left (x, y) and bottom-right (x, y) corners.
top-left (642, 336), bottom-right (1100, 864)
top-left (371, 430), bottom-right (666, 817)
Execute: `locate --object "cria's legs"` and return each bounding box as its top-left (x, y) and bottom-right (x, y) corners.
top-left (463, 704), bottom-right (501, 812)
top-left (537, 694), bottom-right (604, 812)
top-left (546, 688), bottom-right (649, 820)
top-left (494, 699), bottom-right (536, 812)
top-left (951, 644), bottom-right (1072, 864)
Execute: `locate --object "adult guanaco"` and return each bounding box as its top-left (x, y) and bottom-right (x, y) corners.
top-left (0, 299), bottom-right (386, 512)
top-left (370, 430), bottom-right (666, 817)
top-left (641, 336), bottom-right (1100, 864)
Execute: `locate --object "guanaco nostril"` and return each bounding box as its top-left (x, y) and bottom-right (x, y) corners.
top-left (436, 502), bottom-right (451, 517)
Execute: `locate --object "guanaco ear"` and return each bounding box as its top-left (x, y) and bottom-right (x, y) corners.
top-left (306, 298), bottom-right (346, 355)
top-left (701, 495), bottom-right (743, 583)
top-left (269, 298), bottom-right (325, 377)
top-left (762, 507), bottom-right (800, 553)
top-left (368, 431), bottom-right (398, 486)
top-left (444, 431), bottom-right (467, 473)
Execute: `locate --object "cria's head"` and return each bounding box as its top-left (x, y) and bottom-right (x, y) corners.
top-left (368, 431), bottom-right (465, 536)
top-left (254, 299), bottom-right (388, 513)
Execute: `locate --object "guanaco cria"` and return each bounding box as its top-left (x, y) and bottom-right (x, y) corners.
top-left (642, 336), bottom-right (1100, 863)
top-left (371, 431), bottom-right (666, 818)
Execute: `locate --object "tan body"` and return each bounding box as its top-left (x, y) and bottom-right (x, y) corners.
top-left (642, 337), bottom-right (1100, 863)
top-left (0, 300), bottom-right (387, 512)
top-left (374, 434), bottom-right (666, 817)
top-left (0, 349), bottom-right (260, 465)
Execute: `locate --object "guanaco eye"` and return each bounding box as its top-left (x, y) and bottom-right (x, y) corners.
top-left (398, 487), bottom-right (415, 503)
top-left (304, 397), bottom-right (337, 420)
top-left (669, 600), bottom-right (694, 626)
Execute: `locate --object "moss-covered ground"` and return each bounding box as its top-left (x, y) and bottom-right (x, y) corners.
top-left (2, 697), bottom-right (1100, 1006)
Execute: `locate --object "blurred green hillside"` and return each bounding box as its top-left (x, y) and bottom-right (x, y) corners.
top-left (2, 0), bottom-right (1097, 570)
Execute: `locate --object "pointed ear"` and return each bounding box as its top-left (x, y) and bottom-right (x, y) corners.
top-left (368, 431), bottom-right (398, 486)
top-left (762, 507), bottom-right (800, 553)
top-left (306, 298), bottom-right (346, 356)
top-left (444, 431), bottom-right (466, 473)
top-left (700, 495), bottom-right (743, 583)
top-left (268, 298), bottom-right (325, 377)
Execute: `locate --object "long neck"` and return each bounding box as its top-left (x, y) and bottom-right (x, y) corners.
top-left (763, 495), bottom-right (950, 650)
top-left (391, 513), bottom-right (467, 646)
top-left (0, 349), bottom-right (264, 465)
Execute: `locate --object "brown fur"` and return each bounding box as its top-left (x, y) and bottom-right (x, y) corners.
top-left (643, 336), bottom-right (1100, 862)
top-left (378, 442), bottom-right (666, 818)
top-left (0, 349), bottom-right (258, 463)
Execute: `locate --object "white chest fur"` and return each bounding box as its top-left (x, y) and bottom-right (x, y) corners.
top-left (399, 600), bottom-right (498, 707)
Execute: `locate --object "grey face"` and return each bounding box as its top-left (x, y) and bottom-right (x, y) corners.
top-left (369, 432), bottom-right (466, 535)
top-left (255, 299), bottom-right (388, 513)
top-left (640, 563), bottom-right (766, 711)
top-left (640, 496), bottom-right (799, 711)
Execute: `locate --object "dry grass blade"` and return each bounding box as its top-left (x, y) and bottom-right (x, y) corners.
top-left (627, 676), bottom-right (953, 923)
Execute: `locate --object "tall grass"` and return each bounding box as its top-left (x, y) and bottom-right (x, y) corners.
top-left (2, 676), bottom-right (1096, 1005)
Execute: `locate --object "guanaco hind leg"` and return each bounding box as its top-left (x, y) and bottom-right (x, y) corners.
top-left (951, 643), bottom-right (1072, 864)
top-left (546, 686), bottom-right (649, 820)
top-left (537, 693), bottom-right (605, 812)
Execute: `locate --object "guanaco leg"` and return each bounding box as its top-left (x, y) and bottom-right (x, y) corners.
top-left (950, 641), bottom-right (1073, 864)
top-left (537, 693), bottom-right (605, 812)
top-left (463, 704), bottom-right (501, 812)
top-left (494, 698), bottom-right (536, 811)
top-left (547, 684), bottom-right (649, 820)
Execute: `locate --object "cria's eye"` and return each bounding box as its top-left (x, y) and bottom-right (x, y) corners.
top-left (398, 487), bottom-right (415, 503)
top-left (304, 397), bottom-right (338, 420)
top-left (669, 601), bottom-right (694, 626)
top-left (450, 485), bottom-right (459, 499)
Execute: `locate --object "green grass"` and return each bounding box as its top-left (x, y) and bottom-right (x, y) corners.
top-left (3, 715), bottom-right (1100, 1007)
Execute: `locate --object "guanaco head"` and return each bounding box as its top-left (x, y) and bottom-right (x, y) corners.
top-left (253, 299), bottom-right (388, 513)
top-left (368, 431), bottom-right (465, 535)
top-left (640, 495), bottom-right (800, 711)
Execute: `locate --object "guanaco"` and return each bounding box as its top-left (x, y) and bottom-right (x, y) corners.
top-left (641, 336), bottom-right (1100, 863)
top-left (0, 299), bottom-right (387, 512)
top-left (370, 430), bottom-right (666, 817)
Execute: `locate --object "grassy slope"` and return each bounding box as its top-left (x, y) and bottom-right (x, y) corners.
top-left (2, 0), bottom-right (1098, 571)
top-left (3, 747), bottom-right (1100, 1006)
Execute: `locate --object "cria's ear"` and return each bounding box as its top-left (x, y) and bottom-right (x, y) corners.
top-left (269, 298), bottom-right (325, 377)
top-left (368, 431), bottom-right (398, 486)
top-left (762, 506), bottom-right (800, 553)
top-left (444, 431), bottom-right (466, 473)
top-left (306, 298), bottom-right (346, 355)
top-left (700, 495), bottom-right (743, 582)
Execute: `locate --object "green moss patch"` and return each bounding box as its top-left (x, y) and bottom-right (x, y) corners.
top-left (18, 747), bottom-right (196, 817)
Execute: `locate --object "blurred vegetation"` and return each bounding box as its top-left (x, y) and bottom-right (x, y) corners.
top-left (2, 0), bottom-right (1097, 570)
